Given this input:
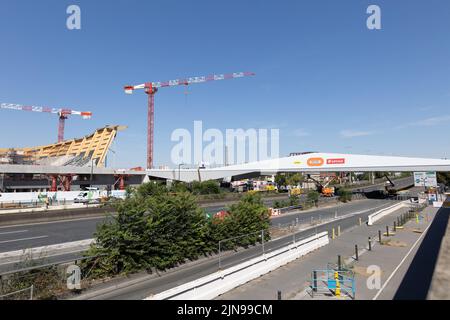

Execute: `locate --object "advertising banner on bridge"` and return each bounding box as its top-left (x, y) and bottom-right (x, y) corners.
top-left (414, 172), bottom-right (437, 187)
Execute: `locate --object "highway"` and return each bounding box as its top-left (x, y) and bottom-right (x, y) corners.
top-left (71, 198), bottom-right (398, 300)
top-left (0, 198), bottom-right (394, 255)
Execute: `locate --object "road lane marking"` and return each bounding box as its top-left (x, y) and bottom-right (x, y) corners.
top-left (0, 230), bottom-right (28, 236)
top-left (372, 220), bottom-right (432, 300)
top-left (0, 216), bottom-right (108, 229)
top-left (0, 235), bottom-right (49, 245)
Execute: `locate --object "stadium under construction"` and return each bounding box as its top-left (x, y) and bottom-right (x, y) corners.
top-left (0, 125), bottom-right (146, 192)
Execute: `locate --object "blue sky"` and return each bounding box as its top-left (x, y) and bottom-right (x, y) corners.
top-left (1, 0), bottom-right (450, 168)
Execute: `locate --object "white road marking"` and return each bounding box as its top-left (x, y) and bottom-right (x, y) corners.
top-left (372, 220), bottom-right (433, 300)
top-left (0, 235), bottom-right (48, 245)
top-left (0, 216), bottom-right (107, 229)
top-left (0, 230), bottom-right (28, 236)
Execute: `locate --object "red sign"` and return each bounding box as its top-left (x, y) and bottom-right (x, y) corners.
top-left (327, 158), bottom-right (346, 165)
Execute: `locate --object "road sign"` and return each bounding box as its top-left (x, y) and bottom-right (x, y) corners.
top-left (414, 172), bottom-right (437, 187)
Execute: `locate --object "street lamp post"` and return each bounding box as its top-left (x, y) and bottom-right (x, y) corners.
top-left (90, 159), bottom-right (94, 188)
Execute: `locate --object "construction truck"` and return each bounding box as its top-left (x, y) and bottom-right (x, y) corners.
top-left (306, 174), bottom-right (337, 197)
top-left (289, 188), bottom-right (302, 197)
top-left (321, 187), bottom-right (335, 197)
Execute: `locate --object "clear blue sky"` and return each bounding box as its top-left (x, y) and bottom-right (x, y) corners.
top-left (1, 0), bottom-right (450, 168)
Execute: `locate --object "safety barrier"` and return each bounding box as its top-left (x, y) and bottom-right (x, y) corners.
top-left (367, 201), bottom-right (412, 226)
top-left (145, 231), bottom-right (329, 300)
top-left (310, 268), bottom-right (355, 299)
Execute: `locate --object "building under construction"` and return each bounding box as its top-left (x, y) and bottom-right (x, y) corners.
top-left (0, 125), bottom-right (146, 192)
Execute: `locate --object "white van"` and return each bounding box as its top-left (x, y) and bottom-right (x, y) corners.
top-left (74, 188), bottom-right (101, 204)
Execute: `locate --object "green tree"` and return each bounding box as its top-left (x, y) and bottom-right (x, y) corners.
top-left (83, 190), bottom-right (209, 276)
top-left (337, 189), bottom-right (352, 203)
top-left (286, 173), bottom-right (303, 186)
top-left (274, 174), bottom-right (287, 188)
top-left (191, 180), bottom-right (221, 195)
top-left (208, 193), bottom-right (270, 249)
top-left (307, 190), bottom-right (320, 206)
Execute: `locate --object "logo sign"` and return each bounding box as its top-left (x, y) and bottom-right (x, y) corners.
top-left (293, 161), bottom-right (302, 165)
top-left (66, 265), bottom-right (81, 290)
top-left (327, 158), bottom-right (346, 165)
top-left (307, 158), bottom-right (325, 167)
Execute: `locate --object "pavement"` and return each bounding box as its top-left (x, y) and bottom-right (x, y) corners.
top-left (217, 203), bottom-right (438, 300)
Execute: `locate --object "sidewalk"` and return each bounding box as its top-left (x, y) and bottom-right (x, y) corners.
top-left (217, 205), bottom-right (438, 300)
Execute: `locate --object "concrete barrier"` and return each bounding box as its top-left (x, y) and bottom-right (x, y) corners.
top-left (0, 203), bottom-right (100, 215)
top-left (367, 201), bottom-right (411, 226)
top-left (145, 231), bottom-right (329, 300)
top-left (0, 239), bottom-right (95, 265)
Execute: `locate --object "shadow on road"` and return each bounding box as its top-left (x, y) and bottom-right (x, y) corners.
top-left (394, 206), bottom-right (450, 300)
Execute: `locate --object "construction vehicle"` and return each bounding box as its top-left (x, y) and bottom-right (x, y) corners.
top-left (289, 188), bottom-right (302, 197)
top-left (306, 174), bottom-right (337, 197)
top-left (322, 186), bottom-right (335, 197)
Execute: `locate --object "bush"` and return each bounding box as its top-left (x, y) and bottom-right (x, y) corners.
top-left (82, 185), bottom-right (270, 278)
top-left (337, 189), bottom-right (352, 203)
top-left (307, 190), bottom-right (320, 205)
top-left (191, 180), bottom-right (221, 195)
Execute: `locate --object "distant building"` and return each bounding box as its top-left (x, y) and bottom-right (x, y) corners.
top-left (289, 151), bottom-right (317, 157)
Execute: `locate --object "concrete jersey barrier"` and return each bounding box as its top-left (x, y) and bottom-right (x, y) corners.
top-left (367, 201), bottom-right (412, 226)
top-left (145, 231), bottom-right (329, 300)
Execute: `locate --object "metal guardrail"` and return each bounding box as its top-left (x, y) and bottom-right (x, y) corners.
top-left (0, 285), bottom-right (34, 300)
top-left (310, 268), bottom-right (355, 299)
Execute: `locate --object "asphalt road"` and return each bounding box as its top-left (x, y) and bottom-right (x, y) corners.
top-left (67, 198), bottom-right (397, 300)
top-left (0, 198), bottom-right (394, 254)
top-left (0, 176), bottom-right (414, 254)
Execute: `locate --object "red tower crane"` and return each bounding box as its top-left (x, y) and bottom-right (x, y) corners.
top-left (0, 103), bottom-right (92, 143)
top-left (124, 71), bottom-right (255, 169)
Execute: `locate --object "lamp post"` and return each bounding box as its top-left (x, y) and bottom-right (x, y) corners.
top-left (90, 159), bottom-right (94, 188)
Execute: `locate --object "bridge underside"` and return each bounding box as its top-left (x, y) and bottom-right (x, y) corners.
top-left (146, 152), bottom-right (450, 183)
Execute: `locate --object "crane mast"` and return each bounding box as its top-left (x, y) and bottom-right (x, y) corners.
top-left (124, 71), bottom-right (255, 169)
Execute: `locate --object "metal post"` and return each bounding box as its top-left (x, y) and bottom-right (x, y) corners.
top-left (355, 245), bottom-right (359, 261)
top-left (313, 271), bottom-right (318, 292)
top-left (338, 226), bottom-right (341, 237)
top-left (338, 255), bottom-right (342, 271)
top-left (368, 237), bottom-right (372, 251)
top-left (359, 217), bottom-right (362, 226)
top-left (386, 226), bottom-right (390, 237)
top-left (394, 221), bottom-right (397, 232)
top-left (30, 285), bottom-right (34, 300)
top-left (262, 230), bottom-right (265, 254)
top-left (277, 290), bottom-right (282, 300)
top-left (378, 230), bottom-right (382, 243)
top-left (218, 241), bottom-right (222, 270)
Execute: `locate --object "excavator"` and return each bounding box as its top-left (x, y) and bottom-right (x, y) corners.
top-left (384, 174), bottom-right (398, 196)
top-left (306, 174), bottom-right (337, 197)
